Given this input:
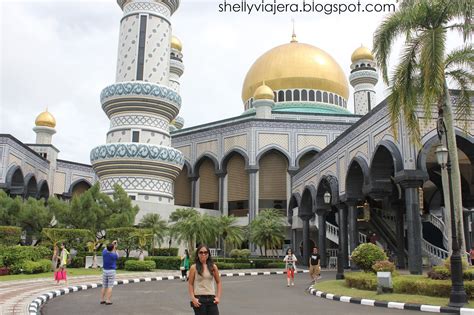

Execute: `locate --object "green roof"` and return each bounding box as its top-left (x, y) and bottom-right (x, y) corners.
top-left (244, 102), bottom-right (352, 115)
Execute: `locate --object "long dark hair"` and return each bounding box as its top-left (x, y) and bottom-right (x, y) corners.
top-left (195, 244), bottom-right (214, 276)
top-left (185, 249), bottom-right (189, 259)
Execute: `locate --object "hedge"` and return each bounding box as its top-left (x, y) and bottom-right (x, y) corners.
top-left (215, 262), bottom-right (252, 269)
top-left (70, 256), bottom-right (85, 268)
top-left (345, 272), bottom-right (474, 298)
top-left (0, 226), bottom-right (22, 246)
top-left (117, 257), bottom-right (138, 270)
top-left (41, 228), bottom-right (90, 250)
top-left (22, 259), bottom-right (51, 274)
top-left (1, 245), bottom-right (51, 267)
top-left (427, 266), bottom-right (474, 281)
top-left (145, 256), bottom-right (181, 270)
top-left (124, 260), bottom-right (156, 271)
top-left (150, 248), bottom-right (179, 256)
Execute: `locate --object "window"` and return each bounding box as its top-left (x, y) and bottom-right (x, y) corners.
top-left (309, 90), bottom-right (315, 101)
top-left (316, 91), bottom-right (322, 102)
top-left (293, 90), bottom-right (300, 101)
top-left (301, 90), bottom-right (308, 101)
top-left (129, 195), bottom-right (136, 200)
top-left (329, 94), bottom-right (334, 104)
top-left (285, 90), bottom-right (292, 101)
top-left (278, 91), bottom-right (284, 102)
top-left (136, 15), bottom-right (148, 80)
top-left (323, 92), bottom-right (328, 103)
top-left (132, 131), bottom-right (140, 142)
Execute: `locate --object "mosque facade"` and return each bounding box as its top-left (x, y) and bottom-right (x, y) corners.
top-left (1, 0), bottom-right (473, 274)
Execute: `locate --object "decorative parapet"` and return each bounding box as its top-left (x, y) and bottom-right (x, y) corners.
top-left (90, 143), bottom-right (184, 166)
top-left (117, 0), bottom-right (180, 15)
top-left (100, 82), bottom-right (181, 106)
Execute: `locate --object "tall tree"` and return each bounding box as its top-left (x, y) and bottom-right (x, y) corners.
top-left (373, 0), bottom-right (473, 251)
top-left (250, 209), bottom-right (286, 257)
top-left (139, 213), bottom-right (168, 249)
top-left (217, 215), bottom-right (245, 257)
top-left (0, 190), bottom-right (22, 226)
top-left (18, 197), bottom-right (54, 244)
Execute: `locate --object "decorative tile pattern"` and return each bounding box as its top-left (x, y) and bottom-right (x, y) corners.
top-left (100, 81), bottom-right (181, 107)
top-left (90, 143), bottom-right (184, 166)
top-left (116, 15), bottom-right (139, 82)
top-left (224, 134), bottom-right (247, 152)
top-left (110, 114), bottom-right (169, 131)
top-left (100, 176), bottom-right (173, 194)
top-left (196, 140), bottom-right (218, 158)
top-left (349, 142), bottom-right (369, 161)
top-left (123, 1), bottom-right (171, 16)
top-left (144, 15), bottom-right (170, 84)
top-left (373, 127), bottom-right (395, 146)
top-left (297, 135), bottom-right (327, 151)
top-left (258, 133), bottom-right (289, 151)
top-left (175, 145), bottom-right (191, 160)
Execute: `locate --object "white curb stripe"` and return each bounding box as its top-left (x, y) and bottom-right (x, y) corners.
top-left (340, 296), bottom-right (351, 303)
top-left (461, 308), bottom-right (474, 315)
top-left (420, 305), bottom-right (441, 312)
top-left (361, 299), bottom-right (375, 306)
top-left (388, 302), bottom-right (405, 310)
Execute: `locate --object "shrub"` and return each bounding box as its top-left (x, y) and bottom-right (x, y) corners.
top-left (344, 272), bottom-right (377, 290)
top-left (41, 228), bottom-right (90, 250)
top-left (229, 249), bottom-right (251, 258)
top-left (372, 260), bottom-right (396, 274)
top-left (267, 262), bottom-right (286, 268)
top-left (145, 256), bottom-right (181, 270)
top-left (1, 245), bottom-right (51, 268)
top-left (350, 243), bottom-right (387, 272)
top-left (0, 226), bottom-right (22, 246)
top-left (70, 256), bottom-right (85, 268)
top-left (22, 259), bottom-right (51, 274)
top-left (117, 257), bottom-right (138, 270)
top-left (444, 257), bottom-right (468, 272)
top-left (150, 248), bottom-right (178, 256)
top-left (124, 260), bottom-right (155, 271)
top-left (427, 265), bottom-right (474, 281)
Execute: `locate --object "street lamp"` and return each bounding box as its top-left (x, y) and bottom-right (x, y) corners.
top-left (436, 117), bottom-right (467, 307)
top-left (324, 191), bottom-right (331, 204)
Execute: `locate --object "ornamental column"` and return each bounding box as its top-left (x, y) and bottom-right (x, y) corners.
top-left (91, 0), bottom-right (184, 205)
top-left (317, 209), bottom-right (328, 268)
top-left (346, 199), bottom-right (359, 267)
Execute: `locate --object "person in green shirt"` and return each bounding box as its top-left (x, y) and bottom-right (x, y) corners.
top-left (180, 249), bottom-right (190, 281)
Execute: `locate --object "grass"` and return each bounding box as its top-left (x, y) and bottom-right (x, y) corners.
top-left (0, 268), bottom-right (135, 282)
top-left (313, 280), bottom-right (474, 308)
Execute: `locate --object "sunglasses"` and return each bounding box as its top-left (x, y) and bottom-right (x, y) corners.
top-left (198, 251), bottom-right (209, 255)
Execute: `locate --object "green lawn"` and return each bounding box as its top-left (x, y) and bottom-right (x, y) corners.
top-left (313, 280), bottom-right (474, 308)
top-left (0, 268), bottom-right (135, 282)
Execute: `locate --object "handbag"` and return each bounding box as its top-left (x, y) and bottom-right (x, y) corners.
top-left (180, 266), bottom-right (185, 271)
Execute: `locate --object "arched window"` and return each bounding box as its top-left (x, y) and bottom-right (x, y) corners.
top-left (285, 90), bottom-right (292, 101)
top-left (339, 97), bottom-right (343, 107)
top-left (335, 95), bottom-right (339, 105)
top-left (309, 90), bottom-right (315, 101)
top-left (301, 90), bottom-right (308, 101)
top-left (278, 90), bottom-right (284, 102)
top-left (361, 63), bottom-right (366, 67)
top-left (316, 91), bottom-right (322, 102)
top-left (329, 94), bottom-right (334, 104)
top-left (293, 90), bottom-right (300, 101)
top-left (323, 92), bottom-right (328, 103)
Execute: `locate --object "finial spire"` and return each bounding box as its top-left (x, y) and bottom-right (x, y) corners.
top-left (291, 19), bottom-right (297, 43)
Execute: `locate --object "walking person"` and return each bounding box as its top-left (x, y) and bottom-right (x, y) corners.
top-left (309, 247), bottom-right (321, 284)
top-left (188, 244), bottom-right (222, 315)
top-left (100, 240), bottom-right (119, 305)
top-left (55, 243), bottom-right (69, 285)
top-left (283, 248), bottom-right (297, 287)
top-left (180, 249), bottom-right (190, 281)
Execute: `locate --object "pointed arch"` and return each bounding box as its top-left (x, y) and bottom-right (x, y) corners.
top-left (221, 149), bottom-right (250, 172)
top-left (24, 173), bottom-right (38, 199)
top-left (193, 153), bottom-right (220, 176)
top-left (37, 180), bottom-right (50, 200)
top-left (68, 179), bottom-right (92, 197)
top-left (300, 185), bottom-right (317, 218)
top-left (346, 156), bottom-right (370, 200)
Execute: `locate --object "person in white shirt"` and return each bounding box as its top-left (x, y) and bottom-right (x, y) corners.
top-left (283, 248), bottom-right (297, 287)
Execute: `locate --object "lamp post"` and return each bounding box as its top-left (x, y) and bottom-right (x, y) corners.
top-left (436, 117), bottom-right (467, 307)
top-left (324, 191), bottom-right (331, 205)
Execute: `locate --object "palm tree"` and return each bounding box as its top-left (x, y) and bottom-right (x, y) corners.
top-left (131, 229), bottom-right (154, 261)
top-left (217, 215), bottom-right (245, 257)
top-left (139, 213), bottom-right (168, 250)
top-left (86, 233), bottom-right (103, 268)
top-left (250, 209), bottom-right (286, 257)
top-left (373, 0), bottom-right (473, 251)
top-left (169, 208), bottom-right (218, 253)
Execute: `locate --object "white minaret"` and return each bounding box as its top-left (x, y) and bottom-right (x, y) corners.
top-left (33, 110), bottom-right (56, 145)
top-left (91, 0), bottom-right (184, 205)
top-left (349, 45), bottom-right (379, 115)
top-left (253, 83), bottom-right (275, 119)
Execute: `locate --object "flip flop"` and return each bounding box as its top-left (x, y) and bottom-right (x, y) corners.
top-left (100, 301), bottom-right (106, 305)
top-left (106, 302), bottom-right (113, 305)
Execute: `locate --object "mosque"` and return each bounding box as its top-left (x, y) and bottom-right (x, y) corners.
top-left (1, 0), bottom-right (472, 275)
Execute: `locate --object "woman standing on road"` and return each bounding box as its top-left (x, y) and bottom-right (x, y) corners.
top-left (180, 249), bottom-right (190, 281)
top-left (188, 244), bottom-right (222, 315)
top-left (283, 248), bottom-right (297, 287)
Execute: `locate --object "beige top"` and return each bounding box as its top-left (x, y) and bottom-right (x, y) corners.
top-left (194, 266), bottom-right (215, 296)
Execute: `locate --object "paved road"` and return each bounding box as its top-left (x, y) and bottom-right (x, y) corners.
top-left (43, 271), bottom-right (420, 315)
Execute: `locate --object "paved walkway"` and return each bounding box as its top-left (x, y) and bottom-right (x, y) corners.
top-left (0, 270), bottom-right (180, 315)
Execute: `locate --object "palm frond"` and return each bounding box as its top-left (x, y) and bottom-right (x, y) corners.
top-left (445, 44), bottom-right (474, 71)
top-left (419, 27), bottom-right (447, 120)
top-left (446, 68), bottom-right (474, 129)
top-left (446, 0), bottom-right (473, 41)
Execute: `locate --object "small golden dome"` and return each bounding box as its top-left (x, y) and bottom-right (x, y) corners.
top-left (242, 41), bottom-right (349, 104)
top-left (35, 110), bottom-right (56, 128)
top-left (253, 83), bottom-right (274, 100)
top-left (351, 45), bottom-right (374, 62)
top-left (171, 36), bottom-right (182, 52)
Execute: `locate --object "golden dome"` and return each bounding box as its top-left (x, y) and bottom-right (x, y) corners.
top-left (171, 35), bottom-right (182, 52)
top-left (242, 41), bottom-right (349, 103)
top-left (351, 45), bottom-right (374, 62)
top-left (35, 110), bottom-right (56, 128)
top-left (253, 83), bottom-right (274, 100)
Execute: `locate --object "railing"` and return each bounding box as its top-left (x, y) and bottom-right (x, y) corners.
top-left (358, 232), bottom-right (367, 244)
top-left (426, 213), bottom-right (449, 249)
top-left (326, 222), bottom-right (339, 243)
top-left (422, 240), bottom-right (448, 265)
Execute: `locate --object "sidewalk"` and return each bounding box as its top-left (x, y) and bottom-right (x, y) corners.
top-left (0, 268), bottom-right (291, 315)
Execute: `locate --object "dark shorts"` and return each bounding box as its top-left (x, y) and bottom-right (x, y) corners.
top-left (192, 295), bottom-right (219, 315)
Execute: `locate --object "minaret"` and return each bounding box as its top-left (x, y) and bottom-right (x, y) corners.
top-left (349, 45), bottom-right (379, 115)
top-left (169, 35), bottom-right (185, 132)
top-left (33, 109), bottom-right (56, 145)
top-left (91, 0), bottom-right (184, 205)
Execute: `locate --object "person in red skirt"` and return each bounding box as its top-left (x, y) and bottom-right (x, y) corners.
top-left (54, 243), bottom-right (69, 285)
